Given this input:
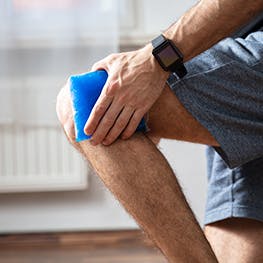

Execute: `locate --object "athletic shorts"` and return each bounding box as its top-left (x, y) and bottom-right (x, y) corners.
top-left (166, 30), bottom-right (263, 224)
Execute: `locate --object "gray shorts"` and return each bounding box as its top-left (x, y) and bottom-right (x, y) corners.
top-left (167, 30), bottom-right (263, 224)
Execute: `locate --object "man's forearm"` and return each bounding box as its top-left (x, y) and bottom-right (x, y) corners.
top-left (164, 0), bottom-right (262, 61)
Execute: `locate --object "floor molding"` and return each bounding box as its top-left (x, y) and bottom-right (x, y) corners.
top-left (0, 230), bottom-right (154, 249)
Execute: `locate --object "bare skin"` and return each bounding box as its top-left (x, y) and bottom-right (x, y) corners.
top-left (205, 218), bottom-right (263, 262)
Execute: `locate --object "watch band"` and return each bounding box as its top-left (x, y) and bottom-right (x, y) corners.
top-left (170, 62), bottom-right (187, 79)
top-left (152, 34), bottom-right (166, 48)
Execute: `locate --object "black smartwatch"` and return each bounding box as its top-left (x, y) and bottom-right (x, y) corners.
top-left (151, 34), bottom-right (187, 79)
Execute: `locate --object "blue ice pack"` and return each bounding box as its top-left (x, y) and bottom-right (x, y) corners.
top-left (69, 70), bottom-right (146, 142)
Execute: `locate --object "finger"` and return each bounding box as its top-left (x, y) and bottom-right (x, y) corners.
top-left (121, 110), bottom-right (145, 140)
top-left (89, 99), bottom-right (124, 145)
top-left (102, 106), bottom-right (135, 145)
top-left (84, 93), bottom-right (113, 136)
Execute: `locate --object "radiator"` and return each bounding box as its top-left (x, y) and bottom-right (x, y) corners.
top-left (0, 125), bottom-right (89, 193)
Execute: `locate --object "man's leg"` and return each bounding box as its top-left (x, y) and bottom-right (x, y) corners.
top-left (205, 218), bottom-right (263, 263)
top-left (57, 85), bottom-right (217, 262)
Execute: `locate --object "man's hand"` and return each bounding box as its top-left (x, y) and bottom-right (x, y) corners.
top-left (84, 44), bottom-right (169, 146)
top-left (56, 84), bottom-right (75, 143)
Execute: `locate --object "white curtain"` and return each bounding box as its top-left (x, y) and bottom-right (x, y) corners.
top-left (0, 0), bottom-right (118, 126)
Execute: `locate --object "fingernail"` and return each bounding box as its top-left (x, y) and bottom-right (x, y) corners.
top-left (84, 129), bottom-right (92, 136)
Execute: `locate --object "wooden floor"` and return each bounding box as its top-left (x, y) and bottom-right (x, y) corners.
top-left (0, 230), bottom-right (167, 263)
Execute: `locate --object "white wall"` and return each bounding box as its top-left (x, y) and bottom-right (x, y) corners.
top-left (120, 0), bottom-right (197, 44)
top-left (0, 169), bottom-right (137, 233)
top-left (159, 140), bottom-right (208, 224)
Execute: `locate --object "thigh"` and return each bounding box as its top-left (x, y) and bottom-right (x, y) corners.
top-left (204, 218), bottom-right (263, 263)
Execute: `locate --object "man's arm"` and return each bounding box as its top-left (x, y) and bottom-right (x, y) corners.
top-left (164, 0), bottom-right (263, 61)
top-left (84, 0), bottom-right (263, 146)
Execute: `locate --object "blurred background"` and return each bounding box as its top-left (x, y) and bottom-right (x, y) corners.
top-left (0, 0), bottom-right (206, 235)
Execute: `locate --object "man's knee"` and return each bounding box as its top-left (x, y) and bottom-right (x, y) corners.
top-left (56, 82), bottom-right (161, 159)
top-left (56, 85), bottom-right (76, 140)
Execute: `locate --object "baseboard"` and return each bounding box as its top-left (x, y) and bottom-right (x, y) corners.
top-left (0, 230), bottom-right (154, 249)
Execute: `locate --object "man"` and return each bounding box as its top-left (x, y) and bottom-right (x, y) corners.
top-left (56, 0), bottom-right (263, 262)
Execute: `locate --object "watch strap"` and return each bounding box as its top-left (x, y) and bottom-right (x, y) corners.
top-left (170, 62), bottom-right (187, 79)
top-left (151, 34), bottom-right (166, 48)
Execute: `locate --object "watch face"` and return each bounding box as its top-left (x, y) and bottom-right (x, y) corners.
top-left (156, 44), bottom-right (180, 67)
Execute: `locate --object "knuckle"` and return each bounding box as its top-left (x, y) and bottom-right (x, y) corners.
top-left (117, 95), bottom-right (127, 106)
top-left (103, 117), bottom-right (113, 126)
top-left (105, 135), bottom-right (114, 143)
top-left (125, 129), bottom-right (133, 137)
top-left (131, 115), bottom-right (140, 124)
top-left (91, 62), bottom-right (100, 70)
top-left (125, 123), bottom-right (137, 137)
top-left (92, 61), bottom-right (106, 71)
top-left (94, 104), bottom-right (106, 115)
top-left (106, 80), bottom-right (119, 96)
top-left (116, 119), bottom-right (125, 129)
top-left (92, 52), bottom-right (119, 71)
top-left (136, 101), bottom-right (146, 109)
top-left (123, 127), bottom-right (132, 137)
top-left (108, 53), bottom-right (117, 60)
top-left (92, 61), bottom-right (98, 67)
top-left (122, 131), bottom-right (131, 139)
